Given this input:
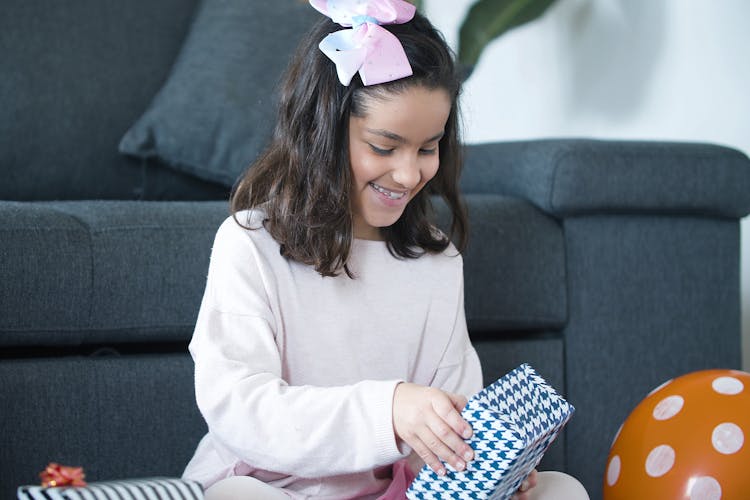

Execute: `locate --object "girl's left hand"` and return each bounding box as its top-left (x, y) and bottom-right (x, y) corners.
top-left (511, 469), bottom-right (538, 500)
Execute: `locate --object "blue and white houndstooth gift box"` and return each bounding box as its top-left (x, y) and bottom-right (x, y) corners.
top-left (407, 363), bottom-right (575, 500)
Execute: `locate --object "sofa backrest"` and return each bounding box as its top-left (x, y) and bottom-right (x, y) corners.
top-left (1, 0), bottom-right (190, 199)
top-left (1, 0), bottom-right (322, 202)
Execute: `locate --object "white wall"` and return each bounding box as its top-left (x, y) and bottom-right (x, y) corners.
top-left (425, 0), bottom-right (750, 369)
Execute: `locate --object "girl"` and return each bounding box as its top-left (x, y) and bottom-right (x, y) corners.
top-left (183, 1), bottom-right (588, 498)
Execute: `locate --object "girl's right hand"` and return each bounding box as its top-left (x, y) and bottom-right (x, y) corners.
top-left (392, 382), bottom-right (474, 476)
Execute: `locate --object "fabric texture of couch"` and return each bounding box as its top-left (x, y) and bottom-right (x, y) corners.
top-left (2, 1), bottom-right (750, 498)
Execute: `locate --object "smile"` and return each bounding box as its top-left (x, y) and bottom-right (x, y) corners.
top-left (369, 182), bottom-right (407, 200)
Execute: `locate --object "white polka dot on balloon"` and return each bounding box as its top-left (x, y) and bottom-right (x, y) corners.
top-left (652, 395), bottom-right (684, 420)
top-left (607, 455), bottom-right (621, 486)
top-left (712, 422), bottom-right (744, 454)
top-left (689, 476), bottom-right (722, 500)
top-left (712, 376), bottom-right (744, 395)
top-left (645, 444), bottom-right (675, 477)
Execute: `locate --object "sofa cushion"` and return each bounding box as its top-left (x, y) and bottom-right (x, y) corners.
top-left (0, 196), bottom-right (566, 346)
top-left (119, 0), bottom-right (319, 187)
top-left (0, 201), bottom-right (228, 346)
top-left (0, 354), bottom-right (205, 499)
top-left (435, 195), bottom-right (567, 332)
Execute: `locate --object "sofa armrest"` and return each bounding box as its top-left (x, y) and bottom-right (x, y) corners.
top-left (461, 139), bottom-right (750, 218)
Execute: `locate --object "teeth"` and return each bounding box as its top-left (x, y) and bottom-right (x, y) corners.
top-left (370, 183), bottom-right (406, 200)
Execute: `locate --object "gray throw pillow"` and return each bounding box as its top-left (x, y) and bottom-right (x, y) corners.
top-left (119, 0), bottom-right (319, 187)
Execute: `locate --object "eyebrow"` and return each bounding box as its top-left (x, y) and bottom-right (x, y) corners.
top-left (365, 128), bottom-right (444, 144)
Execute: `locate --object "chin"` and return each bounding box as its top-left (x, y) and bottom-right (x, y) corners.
top-left (367, 213), bottom-right (403, 230)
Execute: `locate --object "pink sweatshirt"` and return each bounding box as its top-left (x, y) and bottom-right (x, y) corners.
top-left (182, 210), bottom-right (483, 499)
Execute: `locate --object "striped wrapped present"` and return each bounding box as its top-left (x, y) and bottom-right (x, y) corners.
top-left (18, 477), bottom-right (203, 500)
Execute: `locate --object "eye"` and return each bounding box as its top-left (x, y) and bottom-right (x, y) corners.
top-left (419, 147), bottom-right (438, 155)
top-left (369, 144), bottom-right (394, 156)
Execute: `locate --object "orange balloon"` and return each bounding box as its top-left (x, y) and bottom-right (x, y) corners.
top-left (603, 369), bottom-right (750, 499)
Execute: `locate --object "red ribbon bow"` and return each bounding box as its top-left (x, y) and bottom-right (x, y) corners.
top-left (40, 462), bottom-right (87, 487)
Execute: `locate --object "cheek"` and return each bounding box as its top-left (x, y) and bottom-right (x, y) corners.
top-left (353, 160), bottom-right (379, 187)
top-left (350, 148), bottom-right (381, 185)
top-left (421, 156), bottom-right (440, 184)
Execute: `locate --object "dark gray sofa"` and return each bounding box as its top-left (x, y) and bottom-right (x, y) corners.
top-left (2, 1), bottom-right (750, 498)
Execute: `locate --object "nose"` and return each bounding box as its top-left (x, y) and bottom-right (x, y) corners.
top-left (391, 154), bottom-right (421, 190)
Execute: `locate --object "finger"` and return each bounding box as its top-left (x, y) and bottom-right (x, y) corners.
top-left (410, 439), bottom-right (446, 477)
top-left (447, 391), bottom-right (468, 411)
top-left (406, 451), bottom-right (424, 475)
top-left (417, 425), bottom-right (467, 472)
top-left (433, 393), bottom-right (473, 440)
top-left (526, 469), bottom-right (538, 489)
top-left (425, 413), bottom-right (475, 467)
top-left (515, 472), bottom-right (533, 500)
top-left (519, 478), bottom-right (531, 491)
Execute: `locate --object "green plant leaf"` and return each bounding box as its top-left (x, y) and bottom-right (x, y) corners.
top-left (407, 0), bottom-right (423, 11)
top-left (458, 0), bottom-right (556, 68)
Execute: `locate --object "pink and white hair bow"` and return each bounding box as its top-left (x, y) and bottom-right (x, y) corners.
top-left (309, 0), bottom-right (416, 86)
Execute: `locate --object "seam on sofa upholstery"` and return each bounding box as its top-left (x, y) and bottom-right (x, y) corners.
top-left (0, 225), bottom-right (221, 233)
top-left (552, 142), bottom-right (745, 167)
top-left (560, 212), bottom-right (737, 223)
top-left (469, 330), bottom-right (564, 340)
top-left (89, 225), bottom-right (221, 233)
top-left (469, 314), bottom-right (564, 323)
top-left (548, 145), bottom-right (574, 213)
top-left (43, 206), bottom-right (98, 335)
top-left (0, 227), bottom-right (95, 231)
top-left (586, 145), bottom-right (745, 162)
top-left (0, 324), bottom-right (195, 334)
top-left (0, 347), bottom-right (192, 360)
top-left (555, 217), bottom-right (571, 333)
top-left (136, 157), bottom-right (147, 200)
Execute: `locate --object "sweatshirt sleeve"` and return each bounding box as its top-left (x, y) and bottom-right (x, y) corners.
top-left (189, 219), bottom-right (404, 478)
top-left (429, 263), bottom-right (484, 399)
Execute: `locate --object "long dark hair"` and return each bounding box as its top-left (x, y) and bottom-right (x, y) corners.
top-left (231, 10), bottom-right (467, 277)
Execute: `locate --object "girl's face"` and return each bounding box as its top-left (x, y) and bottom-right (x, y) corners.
top-left (348, 85), bottom-right (452, 240)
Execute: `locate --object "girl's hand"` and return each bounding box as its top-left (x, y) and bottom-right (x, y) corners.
top-left (405, 450), bottom-right (425, 476)
top-left (511, 469), bottom-right (538, 500)
top-left (392, 382), bottom-right (474, 476)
